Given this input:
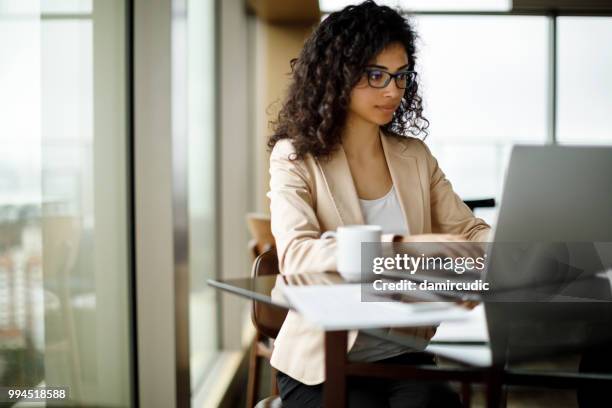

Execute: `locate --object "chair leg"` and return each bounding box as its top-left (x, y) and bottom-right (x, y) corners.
top-left (246, 336), bottom-right (261, 408)
top-left (461, 382), bottom-right (471, 407)
top-left (270, 366), bottom-right (279, 396)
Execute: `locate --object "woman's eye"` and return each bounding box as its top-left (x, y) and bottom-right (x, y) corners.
top-left (368, 71), bottom-right (383, 81)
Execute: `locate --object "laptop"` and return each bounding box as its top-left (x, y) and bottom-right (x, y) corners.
top-left (484, 145), bottom-right (612, 364)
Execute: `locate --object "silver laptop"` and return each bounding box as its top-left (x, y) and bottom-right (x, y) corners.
top-left (485, 145), bottom-right (612, 364)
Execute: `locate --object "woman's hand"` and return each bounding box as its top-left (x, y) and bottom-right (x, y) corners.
top-left (400, 233), bottom-right (484, 259)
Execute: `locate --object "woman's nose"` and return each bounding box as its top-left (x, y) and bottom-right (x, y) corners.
top-left (382, 80), bottom-right (402, 98)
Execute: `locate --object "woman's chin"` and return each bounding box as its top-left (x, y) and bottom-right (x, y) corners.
top-left (372, 110), bottom-right (396, 125)
top-left (373, 115), bottom-right (394, 126)
top-left (356, 111), bottom-right (395, 126)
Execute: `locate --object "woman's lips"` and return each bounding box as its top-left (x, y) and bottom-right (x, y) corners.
top-left (376, 105), bottom-right (397, 113)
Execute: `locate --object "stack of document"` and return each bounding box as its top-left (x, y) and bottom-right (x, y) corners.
top-left (281, 283), bottom-right (471, 330)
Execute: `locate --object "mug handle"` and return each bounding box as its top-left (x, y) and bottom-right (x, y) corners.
top-left (320, 231), bottom-right (336, 240)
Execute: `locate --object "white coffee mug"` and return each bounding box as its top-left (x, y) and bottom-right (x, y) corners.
top-left (321, 225), bottom-right (382, 281)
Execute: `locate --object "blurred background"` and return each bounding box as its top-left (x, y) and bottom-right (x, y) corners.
top-left (0, 0), bottom-right (610, 406)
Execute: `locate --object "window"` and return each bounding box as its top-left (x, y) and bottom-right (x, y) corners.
top-left (0, 2), bottom-right (132, 405)
top-left (412, 15), bottom-right (549, 224)
top-left (557, 17), bottom-right (612, 145)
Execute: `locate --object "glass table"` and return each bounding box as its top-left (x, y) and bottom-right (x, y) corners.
top-left (208, 272), bottom-right (612, 407)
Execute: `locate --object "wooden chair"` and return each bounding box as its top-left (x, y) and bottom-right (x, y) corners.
top-left (246, 213), bottom-right (286, 407)
top-left (247, 249), bottom-right (287, 408)
top-left (246, 213), bottom-right (275, 260)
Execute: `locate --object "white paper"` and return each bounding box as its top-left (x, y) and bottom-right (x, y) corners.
top-left (425, 344), bottom-right (493, 367)
top-left (431, 304), bottom-right (489, 342)
top-left (281, 283), bottom-right (471, 330)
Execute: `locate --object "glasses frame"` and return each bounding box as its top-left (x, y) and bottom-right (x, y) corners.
top-left (363, 68), bottom-right (418, 89)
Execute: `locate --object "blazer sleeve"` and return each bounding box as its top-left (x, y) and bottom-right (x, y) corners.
top-left (421, 141), bottom-right (492, 242)
top-left (267, 140), bottom-right (337, 275)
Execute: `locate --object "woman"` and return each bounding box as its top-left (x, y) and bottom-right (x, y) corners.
top-left (267, 1), bottom-right (490, 406)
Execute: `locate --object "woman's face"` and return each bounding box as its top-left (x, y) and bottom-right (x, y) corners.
top-left (348, 42), bottom-right (409, 126)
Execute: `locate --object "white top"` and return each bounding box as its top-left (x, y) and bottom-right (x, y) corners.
top-left (358, 185), bottom-right (409, 235)
top-left (349, 185), bottom-right (413, 362)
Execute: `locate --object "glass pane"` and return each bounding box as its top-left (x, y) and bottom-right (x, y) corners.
top-left (423, 143), bottom-right (513, 226)
top-left (41, 0), bottom-right (92, 14)
top-left (557, 17), bottom-right (612, 145)
top-left (0, 1), bottom-right (132, 406)
top-left (186, 0), bottom-right (218, 392)
top-left (414, 15), bottom-right (548, 144)
top-left (411, 16), bottom-right (549, 225)
top-left (0, 0), bottom-right (44, 393)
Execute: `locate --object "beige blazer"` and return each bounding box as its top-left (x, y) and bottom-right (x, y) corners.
top-left (267, 130), bottom-right (491, 385)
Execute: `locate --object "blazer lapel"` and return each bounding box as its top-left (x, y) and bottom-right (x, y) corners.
top-left (316, 146), bottom-right (365, 226)
top-left (380, 132), bottom-right (425, 234)
top-left (316, 132), bottom-right (425, 233)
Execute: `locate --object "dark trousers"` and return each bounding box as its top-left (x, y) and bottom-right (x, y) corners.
top-left (276, 352), bottom-right (463, 408)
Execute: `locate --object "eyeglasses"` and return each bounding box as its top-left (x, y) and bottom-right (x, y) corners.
top-left (363, 68), bottom-right (417, 89)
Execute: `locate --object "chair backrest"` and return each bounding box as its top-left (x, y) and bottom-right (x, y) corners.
top-left (246, 213), bottom-right (275, 260)
top-left (251, 248), bottom-right (287, 339)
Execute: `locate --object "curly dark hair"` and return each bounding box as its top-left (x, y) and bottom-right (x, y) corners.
top-left (267, 0), bottom-right (429, 160)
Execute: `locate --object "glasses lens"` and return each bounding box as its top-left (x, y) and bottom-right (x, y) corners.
top-left (395, 72), bottom-right (408, 89)
top-left (395, 71), bottom-right (416, 89)
top-left (366, 70), bottom-right (390, 88)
